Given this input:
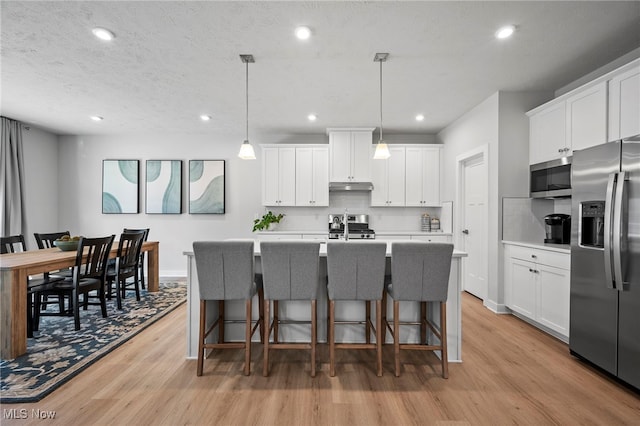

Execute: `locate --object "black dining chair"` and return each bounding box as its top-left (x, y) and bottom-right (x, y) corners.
top-left (34, 235), bottom-right (115, 331)
top-left (106, 230), bottom-right (146, 309)
top-left (33, 231), bottom-right (73, 311)
top-left (1, 234), bottom-right (66, 337)
top-left (123, 228), bottom-right (149, 289)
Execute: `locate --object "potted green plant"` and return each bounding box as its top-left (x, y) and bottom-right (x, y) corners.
top-left (252, 211), bottom-right (285, 232)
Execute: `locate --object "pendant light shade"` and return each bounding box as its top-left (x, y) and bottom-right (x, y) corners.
top-left (238, 54), bottom-right (256, 160)
top-left (373, 52), bottom-right (391, 160)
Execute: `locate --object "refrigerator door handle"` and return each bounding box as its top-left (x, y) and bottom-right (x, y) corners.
top-left (613, 171), bottom-right (628, 291)
top-left (604, 172), bottom-right (617, 289)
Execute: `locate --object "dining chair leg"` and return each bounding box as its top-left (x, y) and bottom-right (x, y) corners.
top-left (440, 302), bottom-right (449, 379)
top-left (263, 299), bottom-right (270, 377)
top-left (329, 299), bottom-right (336, 377)
top-left (376, 299), bottom-right (383, 377)
top-left (116, 278), bottom-right (123, 310)
top-left (311, 299), bottom-right (317, 378)
top-left (365, 300), bottom-right (371, 344)
top-left (73, 290), bottom-right (81, 331)
top-left (99, 287), bottom-right (108, 318)
top-left (218, 300), bottom-right (225, 343)
top-left (244, 299), bottom-right (252, 376)
top-left (197, 300), bottom-right (206, 376)
top-left (394, 300), bottom-right (400, 377)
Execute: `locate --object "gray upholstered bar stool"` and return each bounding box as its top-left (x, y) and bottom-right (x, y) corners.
top-left (192, 241), bottom-right (264, 376)
top-left (326, 241), bottom-right (387, 377)
top-left (382, 242), bottom-right (454, 378)
top-left (260, 241), bottom-right (321, 377)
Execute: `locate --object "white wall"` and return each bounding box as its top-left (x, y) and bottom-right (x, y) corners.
top-left (438, 91), bottom-right (550, 311)
top-left (21, 126), bottom-right (59, 249)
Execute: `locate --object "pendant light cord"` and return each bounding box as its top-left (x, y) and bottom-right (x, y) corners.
top-left (245, 60), bottom-right (249, 142)
top-left (379, 59), bottom-right (383, 142)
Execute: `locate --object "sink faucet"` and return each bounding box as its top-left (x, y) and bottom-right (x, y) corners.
top-left (343, 210), bottom-right (349, 241)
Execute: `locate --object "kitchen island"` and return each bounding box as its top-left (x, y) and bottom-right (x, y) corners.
top-left (183, 240), bottom-right (467, 362)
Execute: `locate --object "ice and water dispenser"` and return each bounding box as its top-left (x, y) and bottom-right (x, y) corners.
top-left (580, 201), bottom-right (605, 248)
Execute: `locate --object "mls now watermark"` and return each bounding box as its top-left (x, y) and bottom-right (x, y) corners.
top-left (3, 408), bottom-right (57, 420)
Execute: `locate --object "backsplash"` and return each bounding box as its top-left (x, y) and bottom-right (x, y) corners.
top-left (502, 197), bottom-right (573, 244)
top-left (259, 192), bottom-right (452, 233)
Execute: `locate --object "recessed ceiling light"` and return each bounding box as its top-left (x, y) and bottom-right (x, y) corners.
top-left (495, 25), bottom-right (515, 39)
top-left (295, 26), bottom-right (311, 40)
top-left (307, 114), bottom-right (317, 121)
top-left (415, 114), bottom-right (425, 121)
top-left (90, 116), bottom-right (103, 121)
top-left (200, 115), bottom-right (211, 121)
top-left (92, 27), bottom-right (115, 41)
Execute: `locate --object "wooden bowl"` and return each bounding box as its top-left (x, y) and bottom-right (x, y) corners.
top-left (54, 240), bottom-right (79, 251)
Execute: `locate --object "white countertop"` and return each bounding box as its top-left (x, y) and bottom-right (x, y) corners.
top-left (502, 240), bottom-right (570, 254)
top-left (255, 230), bottom-right (452, 236)
top-left (184, 240), bottom-right (467, 258)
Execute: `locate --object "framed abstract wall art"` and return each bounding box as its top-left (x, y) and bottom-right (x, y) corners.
top-left (146, 160), bottom-right (183, 214)
top-left (102, 159), bottom-right (140, 214)
top-left (189, 160), bottom-right (225, 214)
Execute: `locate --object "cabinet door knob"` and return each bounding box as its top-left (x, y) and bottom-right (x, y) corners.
top-left (531, 254), bottom-right (537, 258)
top-left (558, 148), bottom-right (564, 153)
top-left (462, 229), bottom-right (469, 235)
top-left (529, 268), bottom-right (534, 273)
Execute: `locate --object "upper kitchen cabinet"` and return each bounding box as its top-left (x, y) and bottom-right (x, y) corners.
top-left (262, 145), bottom-right (296, 206)
top-left (371, 145), bottom-right (406, 206)
top-left (405, 145), bottom-right (442, 206)
top-left (608, 60), bottom-right (640, 141)
top-left (528, 100), bottom-right (568, 164)
top-left (328, 128), bottom-right (374, 182)
top-left (529, 81), bottom-right (607, 164)
top-left (295, 145), bottom-right (329, 206)
top-left (566, 81), bottom-right (607, 153)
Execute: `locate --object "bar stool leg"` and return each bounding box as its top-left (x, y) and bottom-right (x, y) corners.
top-left (311, 299), bottom-right (317, 378)
top-left (394, 300), bottom-right (400, 377)
top-left (420, 301), bottom-right (427, 344)
top-left (218, 300), bottom-right (225, 343)
top-left (263, 300), bottom-right (270, 377)
top-left (376, 299), bottom-right (383, 377)
top-left (197, 300), bottom-right (206, 376)
top-left (273, 300), bottom-right (279, 343)
top-left (440, 302), bottom-right (449, 379)
top-left (244, 299), bottom-right (251, 376)
top-left (365, 301), bottom-right (371, 344)
top-left (329, 299), bottom-right (336, 377)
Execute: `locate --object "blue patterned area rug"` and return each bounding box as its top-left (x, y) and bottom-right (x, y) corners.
top-left (0, 281), bottom-right (186, 403)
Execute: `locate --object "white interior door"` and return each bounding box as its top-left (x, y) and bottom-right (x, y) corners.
top-left (461, 155), bottom-right (487, 299)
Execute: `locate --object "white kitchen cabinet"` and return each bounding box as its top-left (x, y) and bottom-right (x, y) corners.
top-left (262, 145), bottom-right (296, 206)
top-left (504, 243), bottom-right (570, 340)
top-left (405, 145), bottom-right (442, 206)
top-left (295, 145), bottom-right (329, 206)
top-left (566, 81), bottom-right (608, 152)
top-left (609, 62), bottom-right (640, 141)
top-left (528, 101), bottom-right (568, 164)
top-left (328, 128), bottom-right (373, 182)
top-left (371, 146), bottom-right (406, 206)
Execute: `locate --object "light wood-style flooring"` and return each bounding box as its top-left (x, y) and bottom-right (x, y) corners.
top-left (2, 292), bottom-right (639, 425)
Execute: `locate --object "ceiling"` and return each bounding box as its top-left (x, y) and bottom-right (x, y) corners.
top-left (1, 1), bottom-right (639, 139)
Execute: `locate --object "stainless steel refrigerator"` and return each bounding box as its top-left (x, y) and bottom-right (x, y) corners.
top-left (570, 138), bottom-right (640, 391)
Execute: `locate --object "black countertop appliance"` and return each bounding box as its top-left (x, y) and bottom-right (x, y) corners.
top-left (544, 213), bottom-right (571, 244)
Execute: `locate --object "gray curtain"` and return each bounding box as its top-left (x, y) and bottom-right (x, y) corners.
top-left (0, 116), bottom-right (26, 237)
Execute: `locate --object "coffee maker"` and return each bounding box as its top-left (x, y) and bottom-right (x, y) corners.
top-left (544, 213), bottom-right (571, 244)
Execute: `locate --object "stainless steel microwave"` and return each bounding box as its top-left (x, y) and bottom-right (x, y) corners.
top-left (530, 157), bottom-right (572, 199)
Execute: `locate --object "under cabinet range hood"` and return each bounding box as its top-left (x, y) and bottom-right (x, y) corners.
top-left (329, 182), bottom-right (374, 191)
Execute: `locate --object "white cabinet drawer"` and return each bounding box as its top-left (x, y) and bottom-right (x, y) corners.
top-left (509, 245), bottom-right (569, 270)
top-left (411, 235), bottom-right (452, 243)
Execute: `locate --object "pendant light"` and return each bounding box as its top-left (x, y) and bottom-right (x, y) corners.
top-left (238, 54), bottom-right (256, 160)
top-left (373, 52), bottom-right (391, 160)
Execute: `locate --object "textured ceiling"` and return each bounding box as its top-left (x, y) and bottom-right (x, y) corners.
top-left (1, 1), bottom-right (639, 139)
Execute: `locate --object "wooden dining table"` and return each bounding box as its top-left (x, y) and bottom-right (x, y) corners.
top-left (0, 241), bottom-right (159, 359)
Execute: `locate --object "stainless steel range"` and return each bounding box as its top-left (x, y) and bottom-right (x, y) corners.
top-left (328, 214), bottom-right (375, 239)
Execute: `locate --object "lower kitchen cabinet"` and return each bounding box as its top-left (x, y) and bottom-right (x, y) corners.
top-left (504, 242), bottom-right (570, 341)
